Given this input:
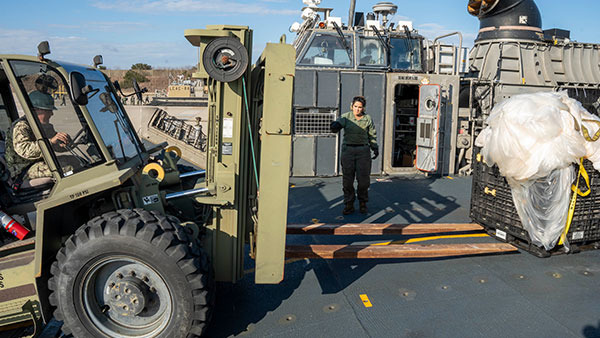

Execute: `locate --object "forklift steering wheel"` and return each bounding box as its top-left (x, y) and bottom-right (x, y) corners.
top-left (70, 127), bottom-right (87, 146)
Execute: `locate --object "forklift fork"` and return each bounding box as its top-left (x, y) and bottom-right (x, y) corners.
top-left (286, 223), bottom-right (518, 259)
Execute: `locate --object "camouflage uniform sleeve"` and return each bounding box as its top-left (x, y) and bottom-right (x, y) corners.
top-left (368, 116), bottom-right (378, 150)
top-left (42, 124), bottom-right (66, 152)
top-left (12, 121), bottom-right (42, 160)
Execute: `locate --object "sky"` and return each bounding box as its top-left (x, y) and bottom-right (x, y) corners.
top-left (1, 0), bottom-right (599, 70)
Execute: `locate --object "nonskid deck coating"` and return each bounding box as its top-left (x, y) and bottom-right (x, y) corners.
top-left (35, 175), bottom-right (600, 337)
top-left (206, 175), bottom-right (600, 338)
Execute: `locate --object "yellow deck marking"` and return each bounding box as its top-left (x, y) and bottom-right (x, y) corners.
top-left (446, 176), bottom-right (454, 179)
top-left (359, 294), bottom-right (373, 308)
top-left (373, 233), bottom-right (490, 246)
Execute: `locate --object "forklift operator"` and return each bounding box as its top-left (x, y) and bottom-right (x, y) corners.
top-left (5, 90), bottom-right (71, 182)
top-left (330, 96), bottom-right (379, 215)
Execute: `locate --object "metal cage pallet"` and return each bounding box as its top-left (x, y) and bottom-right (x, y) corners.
top-left (470, 150), bottom-right (600, 256)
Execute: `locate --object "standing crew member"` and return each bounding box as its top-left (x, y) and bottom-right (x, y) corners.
top-left (331, 96), bottom-right (379, 214)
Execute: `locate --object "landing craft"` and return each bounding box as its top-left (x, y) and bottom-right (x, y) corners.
top-left (289, 0), bottom-right (467, 177)
top-left (288, 0), bottom-right (600, 177)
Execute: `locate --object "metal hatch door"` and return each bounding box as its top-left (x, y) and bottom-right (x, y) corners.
top-left (415, 84), bottom-right (441, 172)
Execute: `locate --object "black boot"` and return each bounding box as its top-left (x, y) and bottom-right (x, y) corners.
top-left (343, 202), bottom-right (354, 215)
top-left (359, 201), bottom-right (368, 214)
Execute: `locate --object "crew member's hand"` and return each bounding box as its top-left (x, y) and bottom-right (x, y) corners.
top-left (330, 121), bottom-right (342, 133)
top-left (371, 148), bottom-right (379, 159)
top-left (50, 132), bottom-right (71, 148)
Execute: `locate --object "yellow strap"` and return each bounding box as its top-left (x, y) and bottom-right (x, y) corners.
top-left (559, 158), bottom-right (590, 245)
top-left (580, 119), bottom-right (600, 142)
top-left (484, 187), bottom-right (496, 197)
top-left (571, 159), bottom-right (591, 197)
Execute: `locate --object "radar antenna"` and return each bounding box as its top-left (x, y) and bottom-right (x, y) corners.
top-left (372, 2), bottom-right (398, 28)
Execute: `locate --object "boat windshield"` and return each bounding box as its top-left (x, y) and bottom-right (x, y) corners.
top-left (358, 37), bottom-right (387, 67)
top-left (298, 33), bottom-right (353, 67)
top-left (390, 37), bottom-right (423, 71)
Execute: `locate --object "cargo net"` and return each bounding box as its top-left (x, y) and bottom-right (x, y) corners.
top-left (149, 109), bottom-right (207, 151)
top-left (294, 111), bottom-right (336, 135)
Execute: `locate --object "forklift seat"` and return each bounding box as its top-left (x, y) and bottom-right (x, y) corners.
top-left (20, 177), bottom-right (54, 189)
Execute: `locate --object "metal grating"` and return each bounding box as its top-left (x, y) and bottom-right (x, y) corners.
top-left (294, 111), bottom-right (336, 135)
top-left (149, 109), bottom-right (207, 151)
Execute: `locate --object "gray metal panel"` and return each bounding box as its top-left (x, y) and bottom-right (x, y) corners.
top-left (294, 70), bottom-right (316, 107)
top-left (315, 136), bottom-right (337, 176)
top-left (363, 73), bottom-right (386, 174)
top-left (291, 137), bottom-right (315, 176)
top-left (338, 72), bottom-right (362, 176)
top-left (317, 71), bottom-right (340, 108)
top-left (340, 72), bottom-right (361, 114)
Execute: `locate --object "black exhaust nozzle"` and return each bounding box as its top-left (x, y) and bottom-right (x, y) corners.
top-left (468, 0), bottom-right (543, 42)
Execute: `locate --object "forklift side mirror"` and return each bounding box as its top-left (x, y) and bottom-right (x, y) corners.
top-left (70, 71), bottom-right (88, 105)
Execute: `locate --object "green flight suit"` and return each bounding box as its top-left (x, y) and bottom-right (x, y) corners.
top-left (336, 111), bottom-right (378, 204)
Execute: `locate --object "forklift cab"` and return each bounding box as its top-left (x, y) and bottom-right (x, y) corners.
top-left (0, 57), bottom-right (145, 208)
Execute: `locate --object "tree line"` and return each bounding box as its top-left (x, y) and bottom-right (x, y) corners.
top-left (122, 63), bottom-right (152, 88)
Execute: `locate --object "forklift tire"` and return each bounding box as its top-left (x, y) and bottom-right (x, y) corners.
top-left (48, 209), bottom-right (215, 338)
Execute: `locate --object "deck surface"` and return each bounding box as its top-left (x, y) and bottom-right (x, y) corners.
top-left (205, 175), bottom-right (600, 338)
top-left (33, 174), bottom-right (600, 337)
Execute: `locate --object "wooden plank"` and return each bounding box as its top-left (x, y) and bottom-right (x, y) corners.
top-left (286, 223), bottom-right (484, 235)
top-left (285, 243), bottom-right (518, 259)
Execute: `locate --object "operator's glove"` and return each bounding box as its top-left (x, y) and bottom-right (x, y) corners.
top-left (371, 148), bottom-right (379, 159)
top-left (330, 121), bottom-right (342, 133)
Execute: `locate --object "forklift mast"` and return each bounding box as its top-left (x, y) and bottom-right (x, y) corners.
top-left (185, 26), bottom-right (295, 283)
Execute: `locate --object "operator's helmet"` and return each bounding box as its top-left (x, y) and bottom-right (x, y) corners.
top-left (29, 90), bottom-right (57, 111)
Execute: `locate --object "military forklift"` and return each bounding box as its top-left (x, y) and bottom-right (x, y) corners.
top-left (0, 26), bottom-right (294, 337)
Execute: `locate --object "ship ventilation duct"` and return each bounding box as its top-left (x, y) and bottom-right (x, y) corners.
top-left (467, 0), bottom-right (542, 42)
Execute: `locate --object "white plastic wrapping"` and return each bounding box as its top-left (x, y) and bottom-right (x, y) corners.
top-left (475, 91), bottom-right (600, 250)
top-left (475, 92), bottom-right (586, 183)
top-left (510, 167), bottom-right (574, 250)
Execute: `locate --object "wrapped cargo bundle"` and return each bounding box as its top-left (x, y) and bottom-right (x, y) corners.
top-left (475, 91), bottom-right (600, 250)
